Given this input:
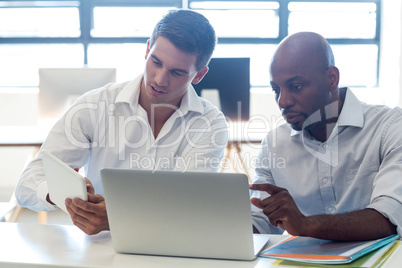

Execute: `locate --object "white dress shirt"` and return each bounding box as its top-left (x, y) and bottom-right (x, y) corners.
top-left (16, 75), bottom-right (228, 212)
top-left (251, 88), bottom-right (402, 237)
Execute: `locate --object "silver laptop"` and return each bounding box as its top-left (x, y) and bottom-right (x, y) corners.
top-left (100, 169), bottom-right (270, 260)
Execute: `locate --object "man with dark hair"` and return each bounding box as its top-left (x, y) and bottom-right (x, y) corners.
top-left (250, 32), bottom-right (402, 241)
top-left (149, 9), bottom-right (216, 71)
top-left (16, 9), bottom-right (228, 235)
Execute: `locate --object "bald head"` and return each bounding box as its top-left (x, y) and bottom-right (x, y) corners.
top-left (271, 32), bottom-right (335, 75)
top-left (269, 32), bottom-right (341, 135)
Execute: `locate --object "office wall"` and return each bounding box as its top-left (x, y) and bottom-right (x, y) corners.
top-left (0, 90), bottom-right (38, 201)
top-left (399, 2), bottom-right (402, 107)
top-left (379, 0), bottom-right (402, 107)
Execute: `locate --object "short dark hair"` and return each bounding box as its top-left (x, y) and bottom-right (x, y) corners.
top-left (149, 9), bottom-right (216, 71)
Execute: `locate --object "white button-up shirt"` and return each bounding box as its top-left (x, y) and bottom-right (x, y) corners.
top-left (251, 88), bottom-right (402, 237)
top-left (16, 75), bottom-right (228, 212)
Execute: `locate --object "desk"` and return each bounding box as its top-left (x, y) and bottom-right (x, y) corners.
top-left (0, 223), bottom-right (401, 268)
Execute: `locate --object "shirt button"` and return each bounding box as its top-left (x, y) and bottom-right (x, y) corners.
top-left (322, 144), bottom-right (328, 150)
top-left (327, 207), bottom-right (336, 214)
top-left (322, 177), bottom-right (328, 184)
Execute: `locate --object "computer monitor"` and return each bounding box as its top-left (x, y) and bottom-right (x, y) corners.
top-left (38, 68), bottom-right (116, 120)
top-left (193, 58), bottom-right (250, 121)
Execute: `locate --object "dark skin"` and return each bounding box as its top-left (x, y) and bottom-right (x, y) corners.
top-left (250, 184), bottom-right (396, 241)
top-left (251, 32), bottom-right (397, 241)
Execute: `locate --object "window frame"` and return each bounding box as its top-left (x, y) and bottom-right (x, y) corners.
top-left (0, 0), bottom-right (382, 85)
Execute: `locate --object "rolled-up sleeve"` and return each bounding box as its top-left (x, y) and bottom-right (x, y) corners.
top-left (367, 114), bottom-right (402, 236)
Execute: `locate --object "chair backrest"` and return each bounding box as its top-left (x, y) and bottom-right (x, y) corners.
top-left (38, 68), bottom-right (116, 121)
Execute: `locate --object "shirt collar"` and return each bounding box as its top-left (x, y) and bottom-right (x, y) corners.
top-left (337, 88), bottom-right (364, 128)
top-left (115, 74), bottom-right (205, 115)
top-left (115, 74), bottom-right (142, 105)
top-left (178, 84), bottom-right (204, 115)
top-left (290, 87), bottom-right (364, 137)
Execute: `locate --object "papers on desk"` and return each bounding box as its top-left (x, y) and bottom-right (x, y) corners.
top-left (260, 234), bottom-right (399, 266)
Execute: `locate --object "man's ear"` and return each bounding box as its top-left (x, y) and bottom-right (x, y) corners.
top-left (192, 66), bottom-right (209, 85)
top-left (145, 39), bottom-right (151, 60)
top-left (326, 65), bottom-right (340, 92)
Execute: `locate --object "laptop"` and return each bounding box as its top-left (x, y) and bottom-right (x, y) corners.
top-left (100, 169), bottom-right (270, 260)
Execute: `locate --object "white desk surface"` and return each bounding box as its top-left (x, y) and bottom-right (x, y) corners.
top-left (0, 223), bottom-right (401, 268)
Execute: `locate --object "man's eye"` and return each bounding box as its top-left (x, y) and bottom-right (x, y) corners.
top-left (290, 84), bottom-right (303, 92)
top-left (172, 71), bottom-right (184, 77)
top-left (153, 60), bottom-right (162, 66)
top-left (271, 87), bottom-right (279, 94)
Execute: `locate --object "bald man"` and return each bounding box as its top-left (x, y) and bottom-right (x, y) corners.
top-left (250, 32), bottom-right (402, 241)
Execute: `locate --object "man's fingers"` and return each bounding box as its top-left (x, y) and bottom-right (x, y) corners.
top-left (85, 178), bottom-right (95, 194)
top-left (65, 199), bottom-right (96, 235)
top-left (251, 198), bottom-right (281, 228)
top-left (66, 198), bottom-right (89, 215)
top-left (65, 198), bottom-right (87, 221)
top-left (87, 193), bottom-right (104, 204)
top-left (249, 183), bottom-right (284, 195)
top-left (250, 197), bottom-right (263, 209)
top-left (72, 197), bottom-right (100, 214)
top-left (65, 196), bottom-right (108, 235)
top-left (265, 209), bottom-right (285, 228)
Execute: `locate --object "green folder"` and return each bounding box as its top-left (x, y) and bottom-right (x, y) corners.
top-left (260, 234), bottom-right (399, 265)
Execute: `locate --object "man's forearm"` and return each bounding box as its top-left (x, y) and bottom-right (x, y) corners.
top-left (301, 208), bottom-right (397, 241)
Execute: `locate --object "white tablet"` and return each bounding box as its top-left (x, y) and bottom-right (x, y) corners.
top-left (42, 150), bottom-right (87, 213)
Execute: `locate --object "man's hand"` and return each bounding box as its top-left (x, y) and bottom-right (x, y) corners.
top-left (65, 193), bottom-right (109, 235)
top-left (65, 173), bottom-right (109, 235)
top-left (249, 183), bottom-right (397, 241)
top-left (250, 183), bottom-right (310, 236)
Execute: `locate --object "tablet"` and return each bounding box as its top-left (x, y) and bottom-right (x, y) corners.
top-left (42, 150), bottom-right (87, 213)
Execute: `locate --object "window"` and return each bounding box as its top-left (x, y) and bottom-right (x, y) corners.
top-left (190, 1), bottom-right (279, 38)
top-left (0, 0), bottom-right (381, 88)
top-left (0, 44), bottom-right (83, 86)
top-left (190, 0), bottom-right (380, 88)
top-left (288, 2), bottom-right (377, 38)
top-left (92, 7), bottom-right (172, 37)
top-left (0, 1), bottom-right (80, 37)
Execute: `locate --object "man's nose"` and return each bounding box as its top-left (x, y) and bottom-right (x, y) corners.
top-left (155, 69), bottom-right (169, 87)
top-left (277, 89), bottom-right (294, 109)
